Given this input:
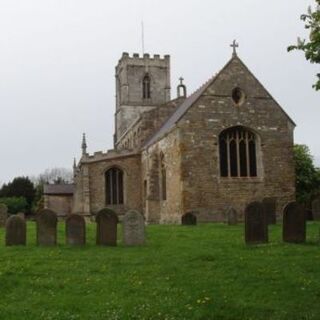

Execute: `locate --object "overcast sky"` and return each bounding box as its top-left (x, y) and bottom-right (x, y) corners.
top-left (0, 0), bottom-right (319, 184)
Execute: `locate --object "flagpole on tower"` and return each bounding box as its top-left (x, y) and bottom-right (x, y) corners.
top-left (141, 20), bottom-right (145, 55)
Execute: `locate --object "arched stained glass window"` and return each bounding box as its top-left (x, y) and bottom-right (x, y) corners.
top-left (105, 167), bottom-right (124, 205)
top-left (219, 126), bottom-right (257, 178)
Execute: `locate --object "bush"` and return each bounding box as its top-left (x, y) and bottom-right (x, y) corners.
top-left (294, 144), bottom-right (320, 204)
top-left (0, 197), bottom-right (28, 214)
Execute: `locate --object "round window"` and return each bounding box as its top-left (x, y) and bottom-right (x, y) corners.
top-left (232, 87), bottom-right (246, 106)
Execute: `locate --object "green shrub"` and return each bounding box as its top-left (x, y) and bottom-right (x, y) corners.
top-left (0, 197), bottom-right (28, 214)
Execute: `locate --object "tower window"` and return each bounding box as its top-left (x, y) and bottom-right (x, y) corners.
top-left (219, 126), bottom-right (257, 178)
top-left (105, 167), bottom-right (124, 205)
top-left (143, 74), bottom-right (151, 99)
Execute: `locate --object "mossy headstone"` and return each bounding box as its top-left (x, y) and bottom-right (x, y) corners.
top-left (5, 215), bottom-right (26, 246)
top-left (96, 208), bottom-right (118, 246)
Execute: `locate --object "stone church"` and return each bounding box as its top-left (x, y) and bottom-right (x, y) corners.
top-left (69, 46), bottom-right (295, 223)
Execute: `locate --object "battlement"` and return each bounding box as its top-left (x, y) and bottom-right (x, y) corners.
top-left (116, 52), bottom-right (170, 70)
top-left (114, 51), bottom-right (171, 146)
top-left (81, 149), bottom-right (139, 163)
top-left (120, 52), bottom-right (170, 61)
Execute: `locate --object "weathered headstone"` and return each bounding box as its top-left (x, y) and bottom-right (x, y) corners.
top-left (283, 202), bottom-right (306, 243)
top-left (312, 198), bottom-right (320, 221)
top-left (226, 207), bottom-right (238, 225)
top-left (5, 215), bottom-right (26, 246)
top-left (66, 214), bottom-right (86, 246)
top-left (123, 210), bottom-right (145, 246)
top-left (245, 201), bottom-right (268, 244)
top-left (36, 209), bottom-right (58, 246)
top-left (0, 203), bottom-right (8, 227)
top-left (17, 212), bottom-right (25, 220)
top-left (181, 212), bottom-right (197, 225)
top-left (305, 209), bottom-right (313, 221)
top-left (262, 197), bottom-right (277, 225)
top-left (96, 208), bottom-right (118, 246)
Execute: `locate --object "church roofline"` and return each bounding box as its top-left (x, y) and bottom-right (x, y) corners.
top-left (80, 149), bottom-right (140, 164)
top-left (143, 55), bottom-right (296, 149)
top-left (234, 57), bottom-right (296, 127)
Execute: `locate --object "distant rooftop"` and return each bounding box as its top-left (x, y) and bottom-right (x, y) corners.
top-left (43, 184), bottom-right (74, 195)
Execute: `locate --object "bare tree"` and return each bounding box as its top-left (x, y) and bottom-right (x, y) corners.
top-left (33, 168), bottom-right (73, 185)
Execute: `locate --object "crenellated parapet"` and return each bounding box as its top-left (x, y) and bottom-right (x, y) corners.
top-left (114, 52), bottom-right (171, 145)
top-left (80, 149), bottom-right (139, 164)
top-left (118, 52), bottom-right (170, 66)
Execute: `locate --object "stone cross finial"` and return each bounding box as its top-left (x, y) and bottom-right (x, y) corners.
top-left (179, 77), bottom-right (184, 85)
top-left (230, 40), bottom-right (239, 56)
top-left (81, 133), bottom-right (87, 155)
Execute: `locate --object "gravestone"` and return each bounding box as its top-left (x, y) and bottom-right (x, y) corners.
top-left (123, 210), bottom-right (145, 246)
top-left (262, 197), bottom-right (277, 225)
top-left (36, 209), bottom-right (58, 246)
top-left (66, 214), bottom-right (86, 246)
top-left (96, 208), bottom-right (118, 246)
top-left (305, 209), bottom-right (313, 221)
top-left (283, 202), bottom-right (306, 243)
top-left (0, 203), bottom-right (8, 227)
top-left (181, 212), bottom-right (197, 225)
top-left (5, 215), bottom-right (26, 246)
top-left (312, 198), bottom-right (320, 221)
top-left (17, 212), bottom-right (25, 220)
top-left (226, 207), bottom-right (238, 225)
top-left (245, 201), bottom-right (268, 244)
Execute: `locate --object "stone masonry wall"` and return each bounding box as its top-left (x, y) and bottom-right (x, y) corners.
top-left (116, 98), bottom-right (184, 151)
top-left (44, 195), bottom-right (73, 217)
top-left (85, 154), bottom-right (142, 217)
top-left (142, 129), bottom-right (183, 223)
top-left (177, 57), bottom-right (295, 221)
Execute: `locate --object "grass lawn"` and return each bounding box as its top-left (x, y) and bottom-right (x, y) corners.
top-left (0, 222), bottom-right (319, 320)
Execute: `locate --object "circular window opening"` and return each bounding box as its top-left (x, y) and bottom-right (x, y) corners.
top-left (232, 87), bottom-right (246, 106)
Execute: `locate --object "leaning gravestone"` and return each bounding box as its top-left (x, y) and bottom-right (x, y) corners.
top-left (0, 203), bottom-right (8, 227)
top-left (123, 210), bottom-right (145, 246)
top-left (226, 207), bottom-right (238, 225)
top-left (312, 198), bottom-right (320, 221)
top-left (66, 214), bottom-right (86, 246)
top-left (181, 212), bottom-right (197, 225)
top-left (283, 201), bottom-right (306, 243)
top-left (96, 208), bottom-right (118, 246)
top-left (36, 209), bottom-right (58, 246)
top-left (262, 197), bottom-right (277, 225)
top-left (5, 215), bottom-right (26, 246)
top-left (245, 201), bottom-right (268, 244)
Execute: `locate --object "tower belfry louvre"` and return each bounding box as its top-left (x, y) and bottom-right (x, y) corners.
top-left (114, 53), bottom-right (171, 146)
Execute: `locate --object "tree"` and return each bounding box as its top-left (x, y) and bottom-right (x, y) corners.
top-left (288, 1), bottom-right (320, 90)
top-left (293, 144), bottom-right (320, 204)
top-left (34, 168), bottom-right (73, 185)
top-left (0, 177), bottom-right (36, 211)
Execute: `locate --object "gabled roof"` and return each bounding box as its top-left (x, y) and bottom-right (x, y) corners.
top-left (143, 55), bottom-right (295, 149)
top-left (143, 57), bottom-right (234, 148)
top-left (43, 184), bottom-right (74, 195)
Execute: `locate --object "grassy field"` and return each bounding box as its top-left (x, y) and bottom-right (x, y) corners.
top-left (0, 222), bottom-right (319, 320)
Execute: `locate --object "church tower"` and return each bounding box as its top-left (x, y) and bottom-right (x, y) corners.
top-left (114, 52), bottom-right (171, 146)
